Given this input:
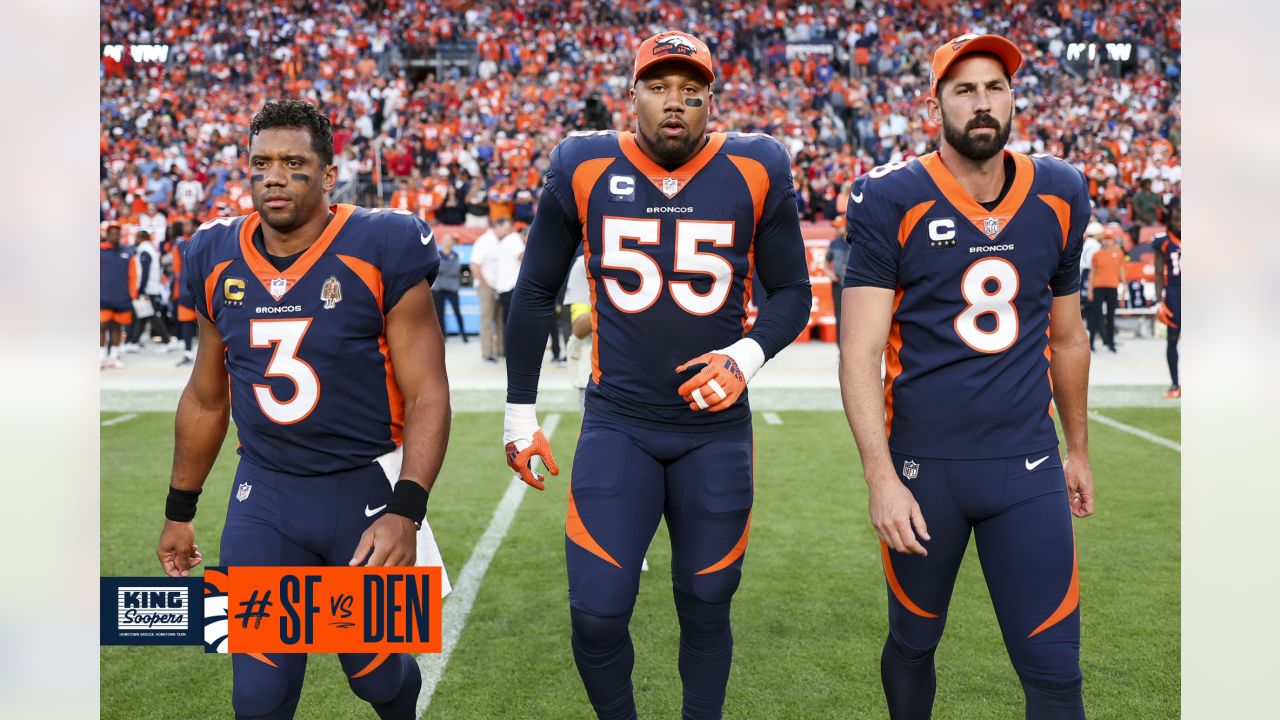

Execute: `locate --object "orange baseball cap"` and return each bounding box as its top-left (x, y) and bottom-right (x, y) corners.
top-left (930, 33), bottom-right (1023, 96)
top-left (633, 31), bottom-right (715, 85)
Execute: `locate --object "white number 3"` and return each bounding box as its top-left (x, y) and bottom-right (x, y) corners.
top-left (250, 318), bottom-right (320, 424)
top-left (954, 257), bottom-right (1020, 353)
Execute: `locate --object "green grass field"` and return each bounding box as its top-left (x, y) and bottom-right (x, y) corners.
top-left (101, 408), bottom-right (1179, 719)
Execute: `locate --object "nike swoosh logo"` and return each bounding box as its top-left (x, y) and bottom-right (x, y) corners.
top-left (365, 504), bottom-right (387, 517)
top-left (1025, 456), bottom-right (1050, 471)
top-left (850, 191), bottom-right (864, 203)
top-left (420, 230), bottom-right (434, 245)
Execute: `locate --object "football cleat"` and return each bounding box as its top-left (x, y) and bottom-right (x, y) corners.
top-left (1162, 386), bottom-right (1181, 400)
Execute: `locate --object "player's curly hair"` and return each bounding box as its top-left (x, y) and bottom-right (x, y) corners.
top-left (249, 100), bottom-right (334, 166)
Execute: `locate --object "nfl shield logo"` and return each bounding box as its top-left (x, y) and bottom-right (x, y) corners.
top-left (983, 216), bottom-right (1000, 238)
top-left (662, 177), bottom-right (679, 197)
top-left (269, 278), bottom-right (289, 300)
top-left (902, 460), bottom-right (920, 480)
top-left (236, 482), bottom-right (252, 502)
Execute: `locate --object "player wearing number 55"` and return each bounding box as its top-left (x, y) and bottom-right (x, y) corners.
top-left (840, 34), bottom-right (1095, 719)
top-left (502, 30), bottom-right (811, 720)
top-left (154, 100), bottom-right (452, 720)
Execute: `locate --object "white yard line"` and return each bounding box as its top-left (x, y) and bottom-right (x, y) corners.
top-left (1089, 411), bottom-right (1181, 452)
top-left (762, 412), bottom-right (783, 426)
top-left (416, 413), bottom-right (561, 717)
top-left (100, 413), bottom-right (138, 427)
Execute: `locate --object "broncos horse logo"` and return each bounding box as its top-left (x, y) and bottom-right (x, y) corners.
top-left (653, 34), bottom-right (699, 57)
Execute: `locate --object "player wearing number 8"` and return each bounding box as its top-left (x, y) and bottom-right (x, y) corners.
top-left (502, 30), bottom-right (811, 720)
top-left (155, 100), bottom-right (452, 719)
top-left (840, 34), bottom-right (1095, 719)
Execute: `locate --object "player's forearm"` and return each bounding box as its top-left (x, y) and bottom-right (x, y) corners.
top-left (1050, 333), bottom-right (1091, 459)
top-left (399, 371), bottom-right (451, 493)
top-left (505, 282), bottom-right (558, 404)
top-left (839, 347), bottom-right (896, 486)
top-left (748, 279), bottom-right (812, 358)
top-left (170, 385), bottom-right (229, 491)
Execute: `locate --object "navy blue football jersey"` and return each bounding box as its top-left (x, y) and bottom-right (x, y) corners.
top-left (183, 204), bottom-right (440, 475)
top-left (844, 151), bottom-right (1091, 459)
top-left (1154, 231), bottom-right (1181, 291)
top-left (519, 129), bottom-right (809, 428)
top-left (100, 243), bottom-right (135, 310)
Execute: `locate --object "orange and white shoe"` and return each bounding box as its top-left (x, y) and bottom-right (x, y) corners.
top-left (1162, 386), bottom-right (1181, 400)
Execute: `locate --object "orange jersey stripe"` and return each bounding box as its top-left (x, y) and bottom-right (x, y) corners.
top-left (566, 486), bottom-right (621, 568)
top-left (880, 542), bottom-right (938, 618)
top-left (696, 513), bottom-right (752, 575)
top-left (337, 254), bottom-right (385, 314)
top-left (1037, 194), bottom-right (1072, 250)
top-left (883, 288), bottom-right (906, 437)
top-left (204, 259), bottom-right (235, 321)
top-left (726, 154), bottom-right (769, 228)
top-left (570, 157), bottom-right (614, 384)
top-left (1028, 542), bottom-right (1080, 637)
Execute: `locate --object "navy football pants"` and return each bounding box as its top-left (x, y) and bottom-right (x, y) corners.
top-left (567, 415), bottom-right (754, 720)
top-left (219, 459), bottom-right (421, 720)
top-left (881, 449), bottom-right (1083, 720)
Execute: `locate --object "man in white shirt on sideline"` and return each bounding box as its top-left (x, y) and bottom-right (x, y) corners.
top-left (495, 222), bottom-right (525, 329)
top-left (469, 216), bottom-right (511, 363)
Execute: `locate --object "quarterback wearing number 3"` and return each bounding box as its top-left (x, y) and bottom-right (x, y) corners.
top-left (840, 35), bottom-right (1095, 719)
top-left (503, 31), bottom-right (811, 720)
top-left (155, 101), bottom-right (451, 720)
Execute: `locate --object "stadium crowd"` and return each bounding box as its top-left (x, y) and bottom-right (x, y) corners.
top-left (100, 0), bottom-right (1181, 342)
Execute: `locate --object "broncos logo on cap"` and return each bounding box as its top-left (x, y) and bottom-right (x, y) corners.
top-left (653, 34), bottom-right (699, 57)
top-left (951, 33), bottom-right (980, 49)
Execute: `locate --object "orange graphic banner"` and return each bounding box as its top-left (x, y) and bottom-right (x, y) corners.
top-left (223, 566), bottom-right (442, 654)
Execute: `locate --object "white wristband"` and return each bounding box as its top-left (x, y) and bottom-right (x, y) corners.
top-left (503, 403), bottom-right (540, 447)
top-left (714, 337), bottom-right (766, 384)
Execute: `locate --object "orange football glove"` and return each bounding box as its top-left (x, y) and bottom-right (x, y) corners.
top-left (1155, 301), bottom-right (1177, 328)
top-left (675, 338), bottom-right (766, 413)
top-left (503, 403), bottom-right (559, 490)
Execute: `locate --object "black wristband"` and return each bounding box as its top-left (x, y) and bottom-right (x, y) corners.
top-left (165, 486), bottom-right (202, 522)
top-left (386, 480), bottom-right (429, 527)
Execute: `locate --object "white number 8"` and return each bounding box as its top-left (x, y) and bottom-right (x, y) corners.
top-left (954, 257), bottom-right (1020, 353)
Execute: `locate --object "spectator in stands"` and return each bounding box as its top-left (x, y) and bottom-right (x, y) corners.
top-left (432, 233), bottom-right (469, 344)
top-left (1131, 178), bottom-right (1162, 239)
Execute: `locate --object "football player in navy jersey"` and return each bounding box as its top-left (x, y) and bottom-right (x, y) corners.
top-left (154, 100), bottom-right (451, 720)
top-left (502, 31), bottom-right (811, 720)
top-left (840, 35), bottom-right (1095, 719)
top-left (1153, 198), bottom-right (1181, 399)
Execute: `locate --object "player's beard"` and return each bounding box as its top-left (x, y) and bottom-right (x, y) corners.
top-left (641, 123), bottom-right (704, 165)
top-left (942, 108), bottom-right (1013, 162)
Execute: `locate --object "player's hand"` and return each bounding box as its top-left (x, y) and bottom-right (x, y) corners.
top-left (867, 476), bottom-right (930, 556)
top-left (676, 338), bottom-right (765, 413)
top-left (157, 520), bottom-right (203, 577)
top-left (349, 514), bottom-right (418, 566)
top-left (503, 403), bottom-right (559, 490)
top-left (1155, 301), bottom-right (1175, 327)
top-left (1064, 452), bottom-right (1095, 518)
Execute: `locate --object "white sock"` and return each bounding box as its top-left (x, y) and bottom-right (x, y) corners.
top-left (100, 346), bottom-right (107, 361)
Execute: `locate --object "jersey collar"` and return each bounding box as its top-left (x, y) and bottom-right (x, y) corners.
top-left (618, 131), bottom-right (726, 199)
top-left (238, 203), bottom-right (355, 301)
